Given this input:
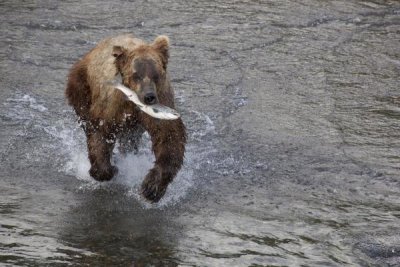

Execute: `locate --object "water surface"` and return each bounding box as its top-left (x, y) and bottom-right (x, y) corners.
top-left (1, 0), bottom-right (400, 266)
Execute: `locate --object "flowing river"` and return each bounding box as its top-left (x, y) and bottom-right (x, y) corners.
top-left (1, 0), bottom-right (400, 266)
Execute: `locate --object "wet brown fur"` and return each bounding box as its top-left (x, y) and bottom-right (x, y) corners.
top-left (65, 34), bottom-right (186, 202)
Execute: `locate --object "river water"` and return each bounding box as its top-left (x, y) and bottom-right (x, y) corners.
top-left (1, 0), bottom-right (400, 266)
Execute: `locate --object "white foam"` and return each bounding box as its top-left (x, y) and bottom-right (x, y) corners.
top-left (65, 151), bottom-right (92, 180)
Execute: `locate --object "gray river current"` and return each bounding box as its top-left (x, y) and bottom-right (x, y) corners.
top-left (1, 0), bottom-right (400, 266)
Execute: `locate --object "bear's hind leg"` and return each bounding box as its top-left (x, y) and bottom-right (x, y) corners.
top-left (86, 131), bottom-right (118, 181)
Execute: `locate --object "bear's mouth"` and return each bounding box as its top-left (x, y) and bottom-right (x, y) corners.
top-left (110, 80), bottom-right (180, 120)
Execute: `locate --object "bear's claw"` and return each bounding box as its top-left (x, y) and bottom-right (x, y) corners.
top-left (141, 167), bottom-right (167, 202)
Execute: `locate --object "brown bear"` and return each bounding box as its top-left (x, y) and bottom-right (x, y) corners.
top-left (65, 34), bottom-right (186, 202)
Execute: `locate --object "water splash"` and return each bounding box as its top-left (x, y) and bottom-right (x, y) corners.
top-left (4, 93), bottom-right (215, 208)
top-left (60, 123), bottom-right (200, 209)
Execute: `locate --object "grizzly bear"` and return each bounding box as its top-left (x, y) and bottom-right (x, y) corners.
top-left (65, 34), bottom-right (186, 202)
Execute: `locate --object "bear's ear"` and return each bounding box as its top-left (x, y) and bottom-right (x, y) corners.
top-left (112, 46), bottom-right (128, 72)
top-left (112, 46), bottom-right (127, 58)
top-left (152, 35), bottom-right (169, 69)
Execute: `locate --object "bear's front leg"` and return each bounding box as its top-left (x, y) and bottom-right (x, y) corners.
top-left (86, 131), bottom-right (118, 181)
top-left (140, 117), bottom-right (186, 202)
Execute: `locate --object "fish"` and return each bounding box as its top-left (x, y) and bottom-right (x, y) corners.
top-left (106, 80), bottom-right (180, 120)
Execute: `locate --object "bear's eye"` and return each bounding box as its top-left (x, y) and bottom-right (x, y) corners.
top-left (152, 73), bottom-right (160, 83)
top-left (132, 74), bottom-right (142, 82)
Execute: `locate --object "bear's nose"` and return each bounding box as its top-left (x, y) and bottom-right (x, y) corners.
top-left (144, 93), bottom-right (157, 105)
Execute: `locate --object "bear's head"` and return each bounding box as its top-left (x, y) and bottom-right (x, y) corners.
top-left (112, 35), bottom-right (169, 105)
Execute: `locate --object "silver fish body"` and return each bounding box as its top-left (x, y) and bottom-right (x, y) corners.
top-left (107, 80), bottom-right (180, 120)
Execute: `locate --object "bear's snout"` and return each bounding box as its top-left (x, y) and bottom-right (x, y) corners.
top-left (144, 92), bottom-right (157, 105)
top-left (139, 79), bottom-right (158, 105)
